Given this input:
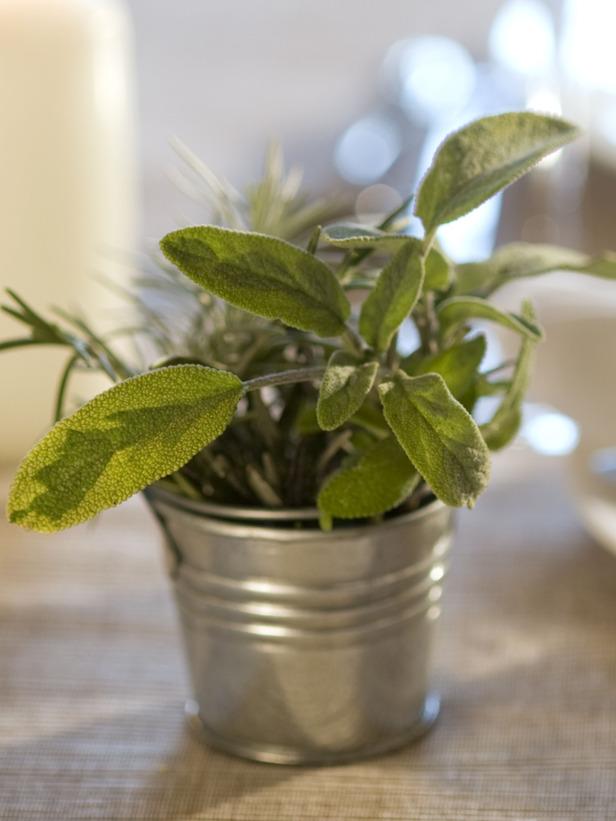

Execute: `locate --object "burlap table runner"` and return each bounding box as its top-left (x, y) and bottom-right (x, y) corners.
top-left (1, 454), bottom-right (615, 820)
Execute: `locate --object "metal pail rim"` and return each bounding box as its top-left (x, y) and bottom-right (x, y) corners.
top-left (144, 483), bottom-right (446, 541)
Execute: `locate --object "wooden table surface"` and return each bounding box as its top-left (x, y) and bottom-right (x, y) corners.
top-left (1, 453), bottom-right (615, 820)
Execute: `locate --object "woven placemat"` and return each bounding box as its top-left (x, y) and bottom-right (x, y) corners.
top-left (1, 456), bottom-right (615, 820)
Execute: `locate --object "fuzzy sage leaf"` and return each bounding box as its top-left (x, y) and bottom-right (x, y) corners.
top-left (359, 238), bottom-right (424, 351)
top-left (321, 223), bottom-right (411, 251)
top-left (7, 365), bottom-right (243, 532)
top-left (161, 226), bottom-right (351, 337)
top-left (317, 352), bottom-right (379, 431)
top-left (455, 243), bottom-right (616, 297)
top-left (415, 112), bottom-right (579, 233)
top-left (424, 246), bottom-right (452, 291)
top-left (403, 335), bottom-right (486, 399)
top-left (379, 371), bottom-right (490, 508)
top-left (437, 296), bottom-right (543, 340)
top-left (317, 436), bottom-right (419, 523)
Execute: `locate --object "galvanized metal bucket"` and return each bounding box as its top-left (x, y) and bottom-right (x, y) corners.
top-left (145, 486), bottom-right (454, 765)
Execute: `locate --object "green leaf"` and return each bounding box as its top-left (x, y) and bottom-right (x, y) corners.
top-left (349, 400), bottom-right (390, 436)
top-left (379, 371), bottom-right (490, 508)
top-left (321, 223), bottom-right (411, 250)
top-left (317, 436), bottom-right (419, 521)
top-left (415, 112), bottom-right (580, 233)
top-left (317, 352), bottom-right (379, 431)
top-left (480, 302), bottom-right (538, 450)
top-left (437, 296), bottom-right (544, 340)
top-left (404, 335), bottom-right (487, 399)
top-left (455, 243), bottom-right (616, 297)
top-left (452, 261), bottom-right (496, 297)
top-left (359, 238), bottom-right (425, 351)
top-left (424, 246), bottom-right (452, 291)
top-left (482, 407), bottom-right (522, 451)
top-left (7, 365), bottom-right (243, 532)
top-left (160, 226), bottom-right (351, 337)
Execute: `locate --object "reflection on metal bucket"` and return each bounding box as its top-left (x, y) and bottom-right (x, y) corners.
top-left (146, 486), bottom-right (454, 765)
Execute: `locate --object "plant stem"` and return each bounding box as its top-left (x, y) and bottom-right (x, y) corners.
top-left (423, 291), bottom-right (439, 354)
top-left (482, 358), bottom-right (516, 377)
top-left (243, 365), bottom-right (325, 392)
top-left (415, 296), bottom-right (439, 355)
top-left (337, 248), bottom-right (368, 283)
top-left (379, 194), bottom-right (413, 231)
top-left (422, 228), bottom-right (437, 254)
top-left (343, 324), bottom-right (364, 354)
top-left (317, 429), bottom-right (353, 473)
top-left (415, 228), bottom-right (440, 355)
top-left (385, 334), bottom-right (398, 370)
top-left (306, 225), bottom-right (322, 255)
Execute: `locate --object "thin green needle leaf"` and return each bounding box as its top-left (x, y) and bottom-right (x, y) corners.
top-left (0, 338), bottom-right (54, 352)
top-left (54, 354), bottom-right (81, 422)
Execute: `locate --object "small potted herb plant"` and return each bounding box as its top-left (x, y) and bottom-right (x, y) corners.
top-left (4, 113), bottom-right (616, 764)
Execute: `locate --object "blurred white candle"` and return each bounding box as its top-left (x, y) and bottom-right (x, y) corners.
top-left (0, 0), bottom-right (138, 463)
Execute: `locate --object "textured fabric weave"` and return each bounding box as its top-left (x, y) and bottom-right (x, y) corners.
top-left (1, 456), bottom-right (615, 820)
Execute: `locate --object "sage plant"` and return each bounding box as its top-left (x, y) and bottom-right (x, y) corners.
top-left (5, 112), bottom-right (616, 532)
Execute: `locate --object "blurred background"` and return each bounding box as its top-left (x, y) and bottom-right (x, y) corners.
top-left (2, 0), bottom-right (616, 545)
top-left (131, 0), bottom-right (510, 238)
top-left (126, 0), bottom-right (616, 254)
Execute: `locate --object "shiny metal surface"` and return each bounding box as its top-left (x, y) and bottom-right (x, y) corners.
top-left (145, 486), bottom-right (454, 765)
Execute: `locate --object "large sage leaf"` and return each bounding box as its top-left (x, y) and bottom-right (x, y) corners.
top-left (404, 335), bottom-right (486, 399)
top-left (455, 243), bottom-right (616, 296)
top-left (317, 351), bottom-right (379, 431)
top-left (481, 302), bottom-right (538, 450)
top-left (359, 238), bottom-right (424, 351)
top-left (160, 226), bottom-right (350, 337)
top-left (379, 372), bottom-right (490, 507)
top-left (437, 296), bottom-right (543, 340)
top-left (7, 366), bottom-right (243, 532)
top-left (317, 436), bottom-right (419, 523)
top-left (321, 223), bottom-right (411, 251)
top-left (415, 113), bottom-right (579, 233)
